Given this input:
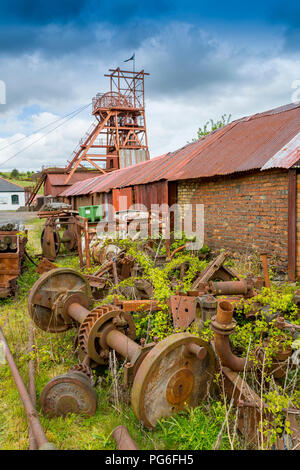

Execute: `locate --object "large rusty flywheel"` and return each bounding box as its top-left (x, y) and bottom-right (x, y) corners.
top-left (28, 268), bottom-right (92, 332)
top-left (131, 333), bottom-right (216, 428)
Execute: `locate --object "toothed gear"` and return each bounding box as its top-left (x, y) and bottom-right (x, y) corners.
top-left (77, 304), bottom-right (135, 364)
top-left (78, 305), bottom-right (113, 353)
top-left (68, 363), bottom-right (94, 384)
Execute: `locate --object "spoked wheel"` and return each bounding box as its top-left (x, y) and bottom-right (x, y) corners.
top-left (28, 268), bottom-right (92, 332)
top-left (41, 226), bottom-right (61, 259)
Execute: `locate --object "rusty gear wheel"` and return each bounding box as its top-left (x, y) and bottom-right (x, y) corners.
top-left (78, 305), bottom-right (136, 364)
top-left (68, 363), bottom-right (94, 384)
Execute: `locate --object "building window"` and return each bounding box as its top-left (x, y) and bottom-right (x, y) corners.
top-left (11, 194), bottom-right (19, 205)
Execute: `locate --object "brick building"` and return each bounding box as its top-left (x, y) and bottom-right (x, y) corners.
top-left (60, 102), bottom-right (300, 280)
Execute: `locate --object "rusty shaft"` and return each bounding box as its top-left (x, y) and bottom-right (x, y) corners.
top-left (112, 425), bottom-right (140, 450)
top-left (210, 280), bottom-right (249, 296)
top-left (28, 321), bottom-right (37, 450)
top-left (106, 329), bottom-right (140, 362)
top-left (0, 326), bottom-right (56, 450)
top-left (184, 342), bottom-right (207, 360)
top-left (212, 300), bottom-right (251, 372)
top-left (65, 302), bottom-right (139, 361)
top-left (67, 302), bottom-right (90, 324)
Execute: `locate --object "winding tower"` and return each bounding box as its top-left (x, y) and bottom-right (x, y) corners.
top-left (65, 68), bottom-right (150, 183)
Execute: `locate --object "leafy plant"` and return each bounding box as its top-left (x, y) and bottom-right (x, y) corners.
top-left (192, 114), bottom-right (232, 141)
top-left (157, 402), bottom-right (233, 450)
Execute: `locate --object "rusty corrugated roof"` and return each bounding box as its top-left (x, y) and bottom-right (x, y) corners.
top-left (47, 171), bottom-right (101, 186)
top-left (60, 102), bottom-right (300, 197)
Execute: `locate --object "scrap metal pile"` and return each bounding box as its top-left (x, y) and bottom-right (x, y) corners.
top-left (2, 233), bottom-right (300, 450)
top-left (0, 223), bottom-right (27, 297)
top-left (38, 209), bottom-right (78, 261)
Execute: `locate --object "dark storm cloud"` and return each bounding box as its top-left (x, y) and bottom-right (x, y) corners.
top-left (267, 0), bottom-right (300, 53)
top-left (0, 0), bottom-right (89, 24)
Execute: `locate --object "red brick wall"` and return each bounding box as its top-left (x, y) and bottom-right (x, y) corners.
top-left (296, 174), bottom-right (300, 278)
top-left (177, 169), bottom-right (289, 269)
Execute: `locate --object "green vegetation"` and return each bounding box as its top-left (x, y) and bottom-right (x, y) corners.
top-left (193, 114), bottom-right (232, 141)
top-left (0, 170), bottom-right (36, 190)
top-left (0, 223), bottom-right (299, 450)
top-left (0, 221), bottom-right (235, 450)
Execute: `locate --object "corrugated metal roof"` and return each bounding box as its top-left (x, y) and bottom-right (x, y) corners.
top-left (60, 102), bottom-right (300, 197)
top-left (47, 171), bottom-right (101, 186)
top-left (261, 131), bottom-right (300, 170)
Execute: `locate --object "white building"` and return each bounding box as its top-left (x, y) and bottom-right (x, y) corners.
top-left (0, 177), bottom-right (25, 210)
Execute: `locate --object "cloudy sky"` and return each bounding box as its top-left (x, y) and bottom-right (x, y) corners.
top-left (0, 0), bottom-right (300, 171)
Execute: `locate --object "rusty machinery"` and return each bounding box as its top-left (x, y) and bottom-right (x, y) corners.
top-left (40, 212), bottom-right (78, 261)
top-left (0, 228), bottom-right (27, 297)
top-left (28, 268), bottom-right (216, 428)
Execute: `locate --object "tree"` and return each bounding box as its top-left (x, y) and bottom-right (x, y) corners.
top-left (11, 169), bottom-right (19, 179)
top-left (195, 113), bottom-right (232, 140)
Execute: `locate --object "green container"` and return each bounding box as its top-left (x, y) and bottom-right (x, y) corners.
top-left (78, 205), bottom-right (103, 222)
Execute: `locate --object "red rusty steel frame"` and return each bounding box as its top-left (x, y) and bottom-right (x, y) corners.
top-left (65, 68), bottom-right (150, 184)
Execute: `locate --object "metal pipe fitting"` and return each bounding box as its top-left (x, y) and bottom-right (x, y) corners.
top-left (211, 300), bottom-right (252, 372)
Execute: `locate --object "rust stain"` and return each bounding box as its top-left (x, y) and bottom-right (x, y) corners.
top-left (61, 102), bottom-right (300, 197)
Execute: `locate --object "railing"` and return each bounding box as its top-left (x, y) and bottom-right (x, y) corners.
top-left (92, 92), bottom-right (133, 111)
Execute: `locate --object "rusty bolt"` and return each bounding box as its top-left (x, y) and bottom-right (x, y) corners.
top-left (100, 350), bottom-right (109, 359)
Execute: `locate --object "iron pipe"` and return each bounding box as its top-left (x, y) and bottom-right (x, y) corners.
top-left (28, 322), bottom-right (37, 450)
top-left (0, 326), bottom-right (56, 450)
top-left (106, 329), bottom-right (140, 362)
top-left (112, 425), bottom-right (140, 450)
top-left (209, 280), bottom-right (248, 296)
top-left (67, 302), bottom-right (90, 324)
